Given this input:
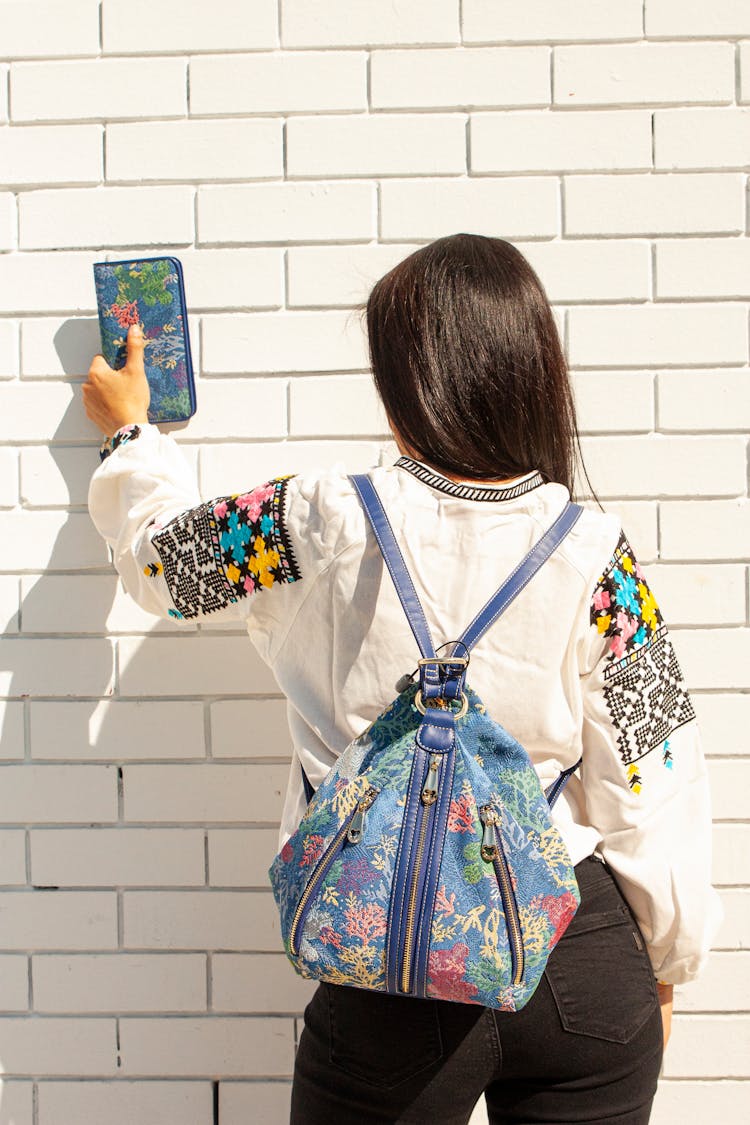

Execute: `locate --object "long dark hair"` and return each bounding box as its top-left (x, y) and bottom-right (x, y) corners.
top-left (365, 233), bottom-right (585, 496)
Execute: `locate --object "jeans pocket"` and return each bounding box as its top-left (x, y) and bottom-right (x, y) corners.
top-left (326, 982), bottom-right (444, 1088)
top-left (544, 908), bottom-right (659, 1044)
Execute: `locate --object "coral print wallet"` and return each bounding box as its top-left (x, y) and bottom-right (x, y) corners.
top-left (93, 255), bottom-right (197, 423)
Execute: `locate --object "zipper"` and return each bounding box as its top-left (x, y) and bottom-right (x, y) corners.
top-left (400, 754), bottom-right (441, 993)
top-left (480, 805), bottom-right (525, 987)
top-left (289, 785), bottom-right (379, 956)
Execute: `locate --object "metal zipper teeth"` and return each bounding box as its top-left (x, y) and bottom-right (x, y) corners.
top-left (289, 786), bottom-right (378, 957)
top-left (491, 848), bottom-right (525, 987)
top-left (399, 803), bottom-right (431, 994)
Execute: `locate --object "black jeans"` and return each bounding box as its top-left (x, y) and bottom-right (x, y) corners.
top-left (291, 856), bottom-right (664, 1124)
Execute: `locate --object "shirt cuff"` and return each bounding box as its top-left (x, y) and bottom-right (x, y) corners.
top-left (99, 423), bottom-right (144, 462)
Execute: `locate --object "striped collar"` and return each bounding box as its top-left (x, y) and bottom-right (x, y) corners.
top-left (394, 456), bottom-right (545, 502)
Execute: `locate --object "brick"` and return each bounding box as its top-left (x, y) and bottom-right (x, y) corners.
top-left (0, 1), bottom-right (100, 59)
top-left (286, 114), bottom-right (466, 177)
top-left (119, 636), bottom-right (279, 697)
top-left (0, 513), bottom-right (108, 572)
top-left (282, 0), bottom-right (458, 47)
top-left (220, 1082), bottom-right (291, 1125)
top-left (655, 108), bottom-right (750, 169)
top-left (380, 177), bottom-right (558, 239)
top-left (30, 828), bottom-right (205, 887)
top-left (0, 1084), bottom-right (32, 1125)
top-left (199, 442), bottom-right (381, 497)
top-left (175, 248), bottom-right (283, 310)
top-left (208, 828), bottom-right (280, 886)
top-left (11, 58), bottom-right (187, 122)
top-left (287, 243), bottom-right (420, 308)
top-left (471, 110), bottom-right (650, 172)
top-left (372, 46), bottom-right (548, 109)
top-left (39, 1081), bottom-right (212, 1125)
top-left (663, 1014), bottom-right (750, 1078)
top-left (673, 953), bottom-right (750, 1012)
top-left (0, 891), bottom-right (117, 950)
top-left (658, 370), bottom-right (750, 432)
top-left (0, 1017), bottom-right (116, 1075)
top-left (198, 181), bottom-right (375, 245)
top-left (202, 311), bottom-right (367, 375)
top-left (290, 375), bottom-right (386, 437)
top-left (123, 763), bottom-right (288, 823)
top-left (20, 574), bottom-right (186, 635)
top-left (581, 436), bottom-right (746, 500)
top-left (564, 173), bottom-right (744, 236)
top-left (2, 124), bottom-right (101, 186)
top-left (33, 953), bottom-right (206, 1012)
top-left (660, 500), bottom-right (750, 560)
top-left (0, 576), bottom-right (19, 634)
top-left (0, 765), bottom-right (117, 824)
top-left (20, 186), bottom-right (194, 251)
top-left (20, 447), bottom-right (92, 508)
top-left (652, 1080), bottom-right (750, 1125)
top-left (463, 1), bottom-right (642, 42)
top-left (709, 761), bottom-right (750, 821)
top-left (741, 43), bottom-right (750, 103)
top-left (0, 382), bottom-right (98, 439)
top-left (0, 317), bottom-right (19, 376)
top-left (106, 119), bottom-right (282, 184)
top-left (647, 564), bottom-right (746, 626)
top-left (179, 378), bottom-right (286, 440)
top-left (645, 1), bottom-right (750, 38)
top-left (0, 191), bottom-right (16, 250)
top-left (0, 955), bottom-right (29, 1010)
top-left (102, 0), bottom-right (278, 53)
top-left (692, 695), bottom-right (750, 757)
top-left (119, 1014), bottom-right (292, 1076)
top-left (0, 700), bottom-right (24, 759)
top-left (714, 825), bottom-right (750, 884)
top-left (30, 701), bottom-right (206, 761)
top-left (0, 66), bottom-right (7, 122)
top-left (20, 315), bottom-right (101, 377)
top-left (555, 43), bottom-right (733, 107)
top-left (190, 51), bottom-right (365, 115)
top-left (0, 252), bottom-right (98, 314)
top-left (212, 953), bottom-right (314, 1012)
top-left (568, 304), bottom-right (748, 367)
top-left (0, 447), bottom-right (18, 507)
top-left (0, 830), bottom-right (26, 884)
top-left (573, 372), bottom-right (653, 434)
top-left (676, 629), bottom-right (750, 691)
top-left (211, 700), bottom-right (291, 759)
top-left (656, 240), bottom-right (750, 300)
top-left (715, 890), bottom-right (750, 948)
top-left (123, 890), bottom-right (280, 950)
top-left (0, 637), bottom-right (114, 696)
top-left (522, 240), bottom-right (651, 302)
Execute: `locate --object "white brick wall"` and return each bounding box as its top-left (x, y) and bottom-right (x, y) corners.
top-left (0, 4), bottom-right (747, 1123)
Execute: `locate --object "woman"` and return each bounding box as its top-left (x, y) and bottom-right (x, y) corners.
top-left (84, 235), bottom-right (721, 1124)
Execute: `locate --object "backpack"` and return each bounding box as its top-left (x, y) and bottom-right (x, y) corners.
top-left (268, 474), bottom-right (583, 1011)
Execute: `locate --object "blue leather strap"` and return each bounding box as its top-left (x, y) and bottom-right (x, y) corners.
top-left (455, 502), bottom-right (583, 654)
top-left (350, 473), bottom-right (436, 660)
top-left (544, 757), bottom-right (582, 808)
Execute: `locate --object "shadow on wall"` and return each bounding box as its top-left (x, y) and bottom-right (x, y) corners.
top-left (0, 318), bottom-right (303, 1110)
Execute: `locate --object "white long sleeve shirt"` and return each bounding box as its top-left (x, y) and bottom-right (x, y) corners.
top-left (88, 423), bottom-right (722, 986)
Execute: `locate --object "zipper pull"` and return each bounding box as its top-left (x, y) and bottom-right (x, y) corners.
top-left (346, 787), bottom-right (378, 845)
top-left (480, 805), bottom-right (500, 862)
top-left (421, 755), bottom-right (441, 805)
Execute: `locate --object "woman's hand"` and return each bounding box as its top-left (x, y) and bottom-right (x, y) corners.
top-left (83, 323), bottom-right (150, 436)
top-left (656, 982), bottom-right (673, 1049)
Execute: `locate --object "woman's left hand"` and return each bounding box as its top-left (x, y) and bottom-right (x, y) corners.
top-left (656, 982), bottom-right (673, 1049)
top-left (82, 323), bottom-right (150, 436)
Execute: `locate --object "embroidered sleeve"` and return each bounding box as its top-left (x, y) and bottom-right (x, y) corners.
top-left (148, 477), bottom-right (302, 620)
top-left (589, 531), bottom-right (695, 787)
top-left (579, 528), bottom-right (722, 985)
top-left (99, 423), bottom-right (142, 461)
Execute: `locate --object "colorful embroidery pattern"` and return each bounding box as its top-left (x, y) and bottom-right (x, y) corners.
top-left (150, 476), bottom-right (301, 619)
top-left (99, 423), bottom-right (142, 462)
top-left (591, 532), bottom-right (694, 769)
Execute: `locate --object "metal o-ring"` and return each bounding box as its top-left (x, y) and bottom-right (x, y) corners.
top-left (414, 690), bottom-right (469, 720)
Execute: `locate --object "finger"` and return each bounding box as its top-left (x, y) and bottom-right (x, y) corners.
top-left (125, 323), bottom-right (146, 377)
top-left (89, 353), bottom-right (113, 379)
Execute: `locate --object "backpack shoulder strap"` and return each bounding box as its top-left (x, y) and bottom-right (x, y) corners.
top-left (455, 501), bottom-right (583, 653)
top-left (350, 473), bottom-right (436, 659)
